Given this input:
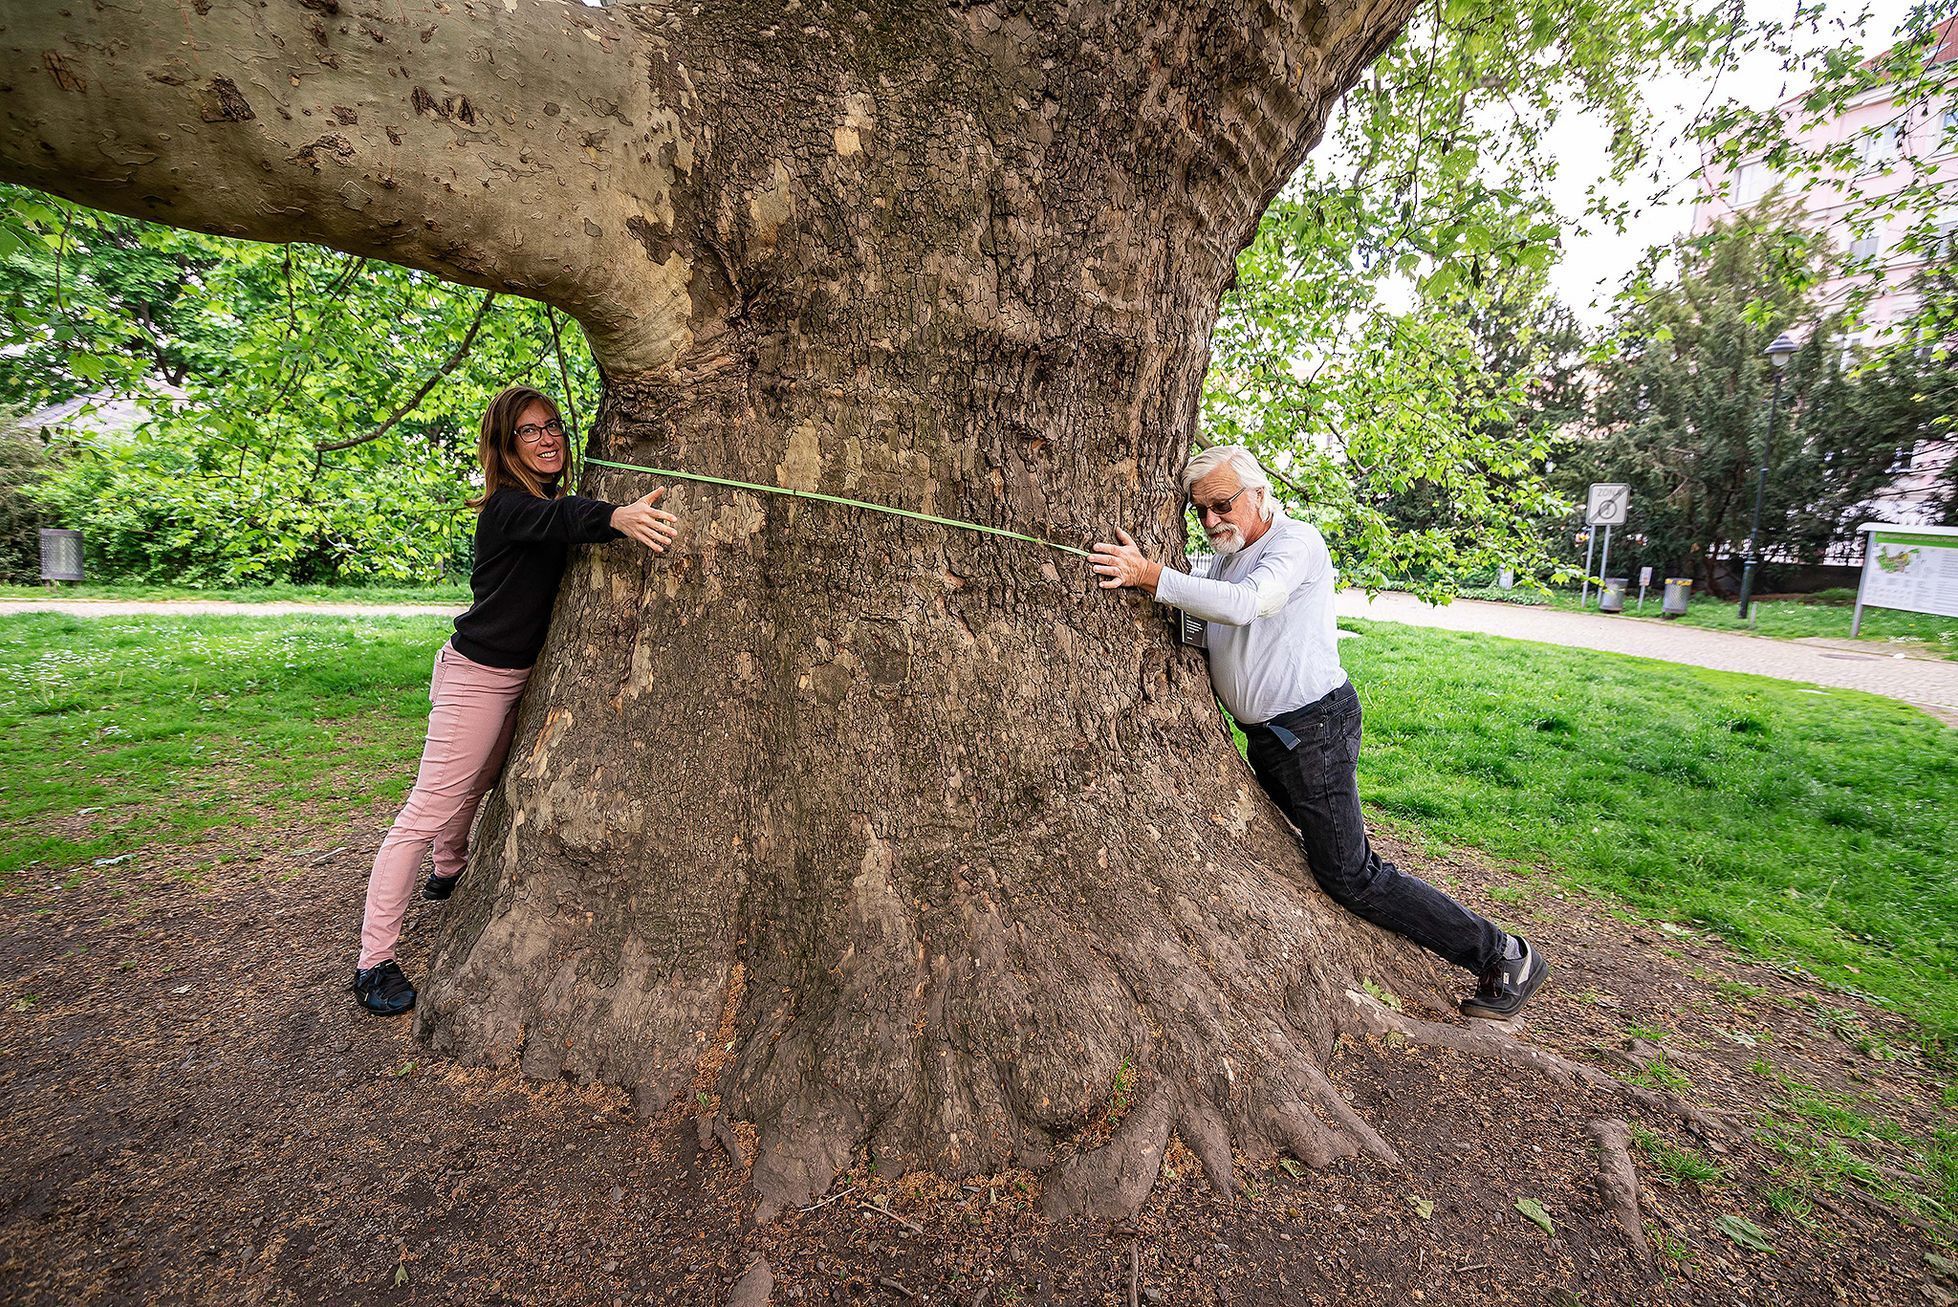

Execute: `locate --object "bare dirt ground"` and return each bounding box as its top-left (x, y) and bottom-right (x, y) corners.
top-left (2, 808), bottom-right (1953, 1306)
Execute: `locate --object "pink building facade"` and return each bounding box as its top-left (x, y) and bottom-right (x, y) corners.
top-left (1693, 16), bottom-right (1958, 528)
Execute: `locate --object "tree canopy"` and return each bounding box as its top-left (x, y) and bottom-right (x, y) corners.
top-left (3, 0), bottom-right (1951, 587)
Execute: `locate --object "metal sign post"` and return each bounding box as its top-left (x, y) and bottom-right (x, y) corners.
top-left (1584, 484), bottom-right (1631, 610)
top-left (1598, 524), bottom-right (1614, 606)
top-left (1637, 566), bottom-right (1653, 610)
top-left (1851, 526), bottom-right (1873, 638)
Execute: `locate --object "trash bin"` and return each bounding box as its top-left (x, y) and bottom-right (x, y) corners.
top-left (1599, 577), bottom-right (1628, 613)
top-left (38, 528), bottom-right (83, 584)
top-left (1662, 577), bottom-right (1692, 618)
top-left (1498, 567), bottom-right (1515, 590)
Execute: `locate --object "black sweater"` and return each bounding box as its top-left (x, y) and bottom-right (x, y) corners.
top-left (450, 487), bottom-right (623, 669)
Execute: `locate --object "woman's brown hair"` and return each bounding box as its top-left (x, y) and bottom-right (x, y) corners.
top-left (467, 385), bottom-right (565, 510)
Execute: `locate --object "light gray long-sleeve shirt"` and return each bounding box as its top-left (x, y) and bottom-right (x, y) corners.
top-left (1152, 509), bottom-right (1348, 724)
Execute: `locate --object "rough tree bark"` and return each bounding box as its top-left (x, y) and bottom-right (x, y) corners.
top-left (3, 0), bottom-right (1440, 1220)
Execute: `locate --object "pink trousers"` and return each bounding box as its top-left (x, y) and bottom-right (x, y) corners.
top-left (358, 643), bottom-right (530, 969)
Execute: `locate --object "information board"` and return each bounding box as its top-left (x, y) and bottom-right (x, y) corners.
top-left (1852, 524), bottom-right (1958, 634)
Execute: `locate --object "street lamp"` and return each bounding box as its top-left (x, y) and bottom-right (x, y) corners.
top-left (1736, 332), bottom-right (1799, 619)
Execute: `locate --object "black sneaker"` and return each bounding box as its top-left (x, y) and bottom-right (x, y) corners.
top-left (422, 871), bottom-right (462, 902)
top-left (352, 959), bottom-right (417, 1016)
top-left (1460, 937), bottom-right (1550, 1020)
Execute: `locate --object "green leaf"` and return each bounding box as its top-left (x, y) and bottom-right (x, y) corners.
top-left (1714, 1213), bottom-right (1774, 1253)
top-left (1278, 1157), bottom-right (1307, 1178)
top-left (1515, 1197), bottom-right (1554, 1234)
top-left (1410, 1195), bottom-right (1435, 1219)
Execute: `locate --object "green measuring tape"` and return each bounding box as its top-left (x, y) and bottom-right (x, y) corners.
top-left (584, 456), bottom-right (1092, 558)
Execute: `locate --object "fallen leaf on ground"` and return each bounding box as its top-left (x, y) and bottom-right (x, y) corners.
top-left (1715, 1212), bottom-right (1775, 1253)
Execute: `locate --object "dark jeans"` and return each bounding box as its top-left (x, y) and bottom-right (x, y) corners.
top-left (1242, 681), bottom-right (1506, 975)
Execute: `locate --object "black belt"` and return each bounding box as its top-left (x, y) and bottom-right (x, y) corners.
top-left (1241, 681), bottom-right (1353, 749)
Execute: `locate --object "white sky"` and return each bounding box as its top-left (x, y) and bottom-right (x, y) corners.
top-left (1546, 0), bottom-right (1920, 323)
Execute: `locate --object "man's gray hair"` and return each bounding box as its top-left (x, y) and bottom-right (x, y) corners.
top-left (1183, 444), bottom-right (1277, 521)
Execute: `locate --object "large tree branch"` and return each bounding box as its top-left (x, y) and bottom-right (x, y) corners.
top-left (1, 0), bottom-right (701, 372)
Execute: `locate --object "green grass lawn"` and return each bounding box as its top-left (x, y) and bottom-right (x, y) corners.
top-left (5, 611), bottom-right (1956, 1049)
top-left (1651, 594), bottom-right (1958, 654)
top-left (0, 581), bottom-right (469, 604)
top-left (1456, 585), bottom-right (1958, 660)
top-left (1341, 619), bottom-right (1958, 1040)
top-left (0, 613), bottom-right (450, 883)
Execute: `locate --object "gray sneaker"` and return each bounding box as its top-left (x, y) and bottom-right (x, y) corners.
top-left (1460, 937), bottom-right (1549, 1019)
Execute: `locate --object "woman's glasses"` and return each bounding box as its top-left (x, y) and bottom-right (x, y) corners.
top-left (516, 418), bottom-right (567, 444)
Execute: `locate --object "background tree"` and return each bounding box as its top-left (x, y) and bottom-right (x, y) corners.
top-left (0, 190), bottom-right (598, 583)
top-left (1573, 206), bottom-right (1945, 592)
top-left (0, 417), bottom-right (47, 583)
top-left (1201, 0), bottom-right (1734, 594)
top-left (1876, 232), bottom-right (1958, 522)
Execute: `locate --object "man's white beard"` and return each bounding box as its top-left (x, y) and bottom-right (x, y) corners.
top-left (1207, 525), bottom-right (1247, 555)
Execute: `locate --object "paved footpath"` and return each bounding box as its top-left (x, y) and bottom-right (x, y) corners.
top-left (0, 599), bottom-right (463, 618)
top-left (1338, 591), bottom-right (1958, 723)
top-left (6, 594), bottom-right (1955, 722)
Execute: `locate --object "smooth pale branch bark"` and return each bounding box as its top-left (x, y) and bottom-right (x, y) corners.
top-left (4, 0), bottom-right (1460, 1222)
top-left (2, 0), bottom-right (704, 369)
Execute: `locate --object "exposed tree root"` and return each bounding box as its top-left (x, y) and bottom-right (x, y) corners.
top-left (726, 1257), bottom-right (773, 1307)
top-left (714, 976), bottom-right (1731, 1260)
top-left (703, 1111), bottom-right (750, 1170)
top-left (1039, 1087), bottom-right (1175, 1220)
top-left (1343, 989), bottom-right (1740, 1146)
top-left (1034, 985), bottom-right (1736, 1233)
top-left (1587, 1117), bottom-right (1652, 1268)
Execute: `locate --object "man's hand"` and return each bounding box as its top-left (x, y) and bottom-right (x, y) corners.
top-left (611, 488), bottom-right (680, 554)
top-left (1090, 528), bottom-right (1162, 593)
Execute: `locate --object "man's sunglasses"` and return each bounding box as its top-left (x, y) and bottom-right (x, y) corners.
top-left (1188, 486), bottom-right (1250, 519)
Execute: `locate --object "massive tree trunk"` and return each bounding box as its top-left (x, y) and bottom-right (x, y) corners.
top-left (4, 0), bottom-right (1431, 1219)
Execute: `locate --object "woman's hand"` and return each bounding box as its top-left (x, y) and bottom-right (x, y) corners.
top-left (610, 489), bottom-right (680, 554)
top-left (1089, 528), bottom-right (1162, 592)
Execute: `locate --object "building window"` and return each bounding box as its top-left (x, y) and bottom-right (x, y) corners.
top-left (1860, 122), bottom-right (1902, 166)
top-left (1734, 161), bottom-right (1769, 205)
top-left (1934, 210), bottom-right (1958, 251)
top-left (1849, 228), bottom-right (1883, 261)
